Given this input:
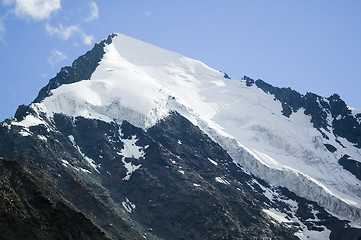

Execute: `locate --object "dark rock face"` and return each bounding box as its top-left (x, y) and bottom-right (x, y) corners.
top-left (50, 113), bottom-right (299, 239)
top-left (255, 79), bottom-right (303, 117)
top-left (222, 72), bottom-right (231, 79)
top-left (146, 113), bottom-right (297, 239)
top-left (243, 75), bottom-right (255, 87)
top-left (33, 33), bottom-right (117, 103)
top-left (14, 105), bottom-right (34, 121)
top-left (253, 78), bottom-right (330, 129)
top-left (324, 144), bottom-right (337, 153)
top-left (0, 115), bottom-right (148, 240)
top-left (328, 94), bottom-right (361, 148)
top-left (242, 76), bottom-right (361, 149)
top-left (338, 155), bottom-right (361, 181)
top-left (0, 113), bottom-right (296, 239)
top-left (303, 92), bottom-right (330, 129)
top-left (0, 158), bottom-right (108, 240)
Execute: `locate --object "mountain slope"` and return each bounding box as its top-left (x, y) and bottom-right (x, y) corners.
top-left (0, 113), bottom-right (299, 239)
top-left (3, 111), bottom-right (360, 239)
top-left (0, 158), bottom-right (108, 240)
top-left (1, 33), bottom-right (361, 239)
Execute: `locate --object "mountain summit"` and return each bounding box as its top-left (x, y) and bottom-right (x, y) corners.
top-left (1, 33), bottom-right (361, 240)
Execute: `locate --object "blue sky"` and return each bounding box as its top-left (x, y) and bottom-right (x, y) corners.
top-left (0, 1), bottom-right (360, 121)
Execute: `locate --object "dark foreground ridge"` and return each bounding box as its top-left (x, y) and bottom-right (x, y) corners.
top-left (0, 158), bottom-right (108, 240)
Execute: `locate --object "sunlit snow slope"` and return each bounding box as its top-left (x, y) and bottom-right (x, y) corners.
top-left (34, 33), bottom-right (361, 225)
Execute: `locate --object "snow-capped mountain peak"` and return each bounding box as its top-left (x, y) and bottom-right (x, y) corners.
top-left (38, 33), bottom-right (225, 128)
top-left (9, 33), bottom-right (361, 232)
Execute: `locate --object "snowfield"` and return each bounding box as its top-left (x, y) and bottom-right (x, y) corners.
top-left (33, 33), bottom-right (361, 226)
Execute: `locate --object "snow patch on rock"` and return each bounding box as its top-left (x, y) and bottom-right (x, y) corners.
top-left (68, 135), bottom-right (100, 173)
top-left (207, 157), bottom-right (218, 166)
top-left (122, 198), bottom-right (136, 213)
top-left (12, 115), bottom-right (44, 128)
top-left (215, 176), bottom-right (230, 185)
top-left (119, 130), bottom-right (148, 181)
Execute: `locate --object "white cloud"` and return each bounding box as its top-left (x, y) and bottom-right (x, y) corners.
top-left (47, 49), bottom-right (67, 67)
top-left (85, 1), bottom-right (98, 22)
top-left (45, 23), bottom-right (79, 40)
top-left (81, 32), bottom-right (95, 45)
top-left (0, 13), bottom-right (9, 42)
top-left (0, 22), bottom-right (5, 42)
top-left (45, 23), bottom-right (94, 46)
top-left (0, 22), bottom-right (4, 35)
top-left (2, 0), bottom-right (15, 6)
top-left (1, 1), bottom-right (95, 46)
top-left (0, 0), bottom-right (61, 41)
top-left (146, 11), bottom-right (151, 17)
top-left (0, 16), bottom-right (5, 33)
top-left (12, 0), bottom-right (61, 21)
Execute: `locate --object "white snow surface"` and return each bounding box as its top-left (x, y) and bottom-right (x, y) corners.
top-left (34, 33), bottom-right (361, 225)
top-left (208, 157), bottom-right (218, 166)
top-left (215, 176), bottom-right (230, 185)
top-left (122, 197), bottom-right (136, 213)
top-left (263, 208), bottom-right (292, 223)
top-left (119, 131), bottom-right (148, 181)
top-left (12, 115), bottom-right (44, 128)
top-left (120, 134), bottom-right (147, 159)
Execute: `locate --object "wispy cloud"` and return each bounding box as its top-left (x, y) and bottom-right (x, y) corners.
top-left (0, 25), bottom-right (5, 42)
top-left (0, 16), bottom-right (5, 40)
top-left (45, 23), bottom-right (94, 46)
top-left (146, 11), bottom-right (151, 17)
top-left (2, 0), bottom-right (14, 6)
top-left (0, 12), bottom-right (9, 42)
top-left (0, 20), bottom-right (5, 36)
top-left (45, 23), bottom-right (79, 40)
top-left (85, 1), bottom-right (98, 22)
top-left (81, 32), bottom-right (94, 45)
top-left (47, 49), bottom-right (67, 68)
top-left (1, 0), bottom-right (96, 46)
top-left (1, 0), bottom-right (61, 41)
top-left (7, 0), bottom-right (62, 21)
